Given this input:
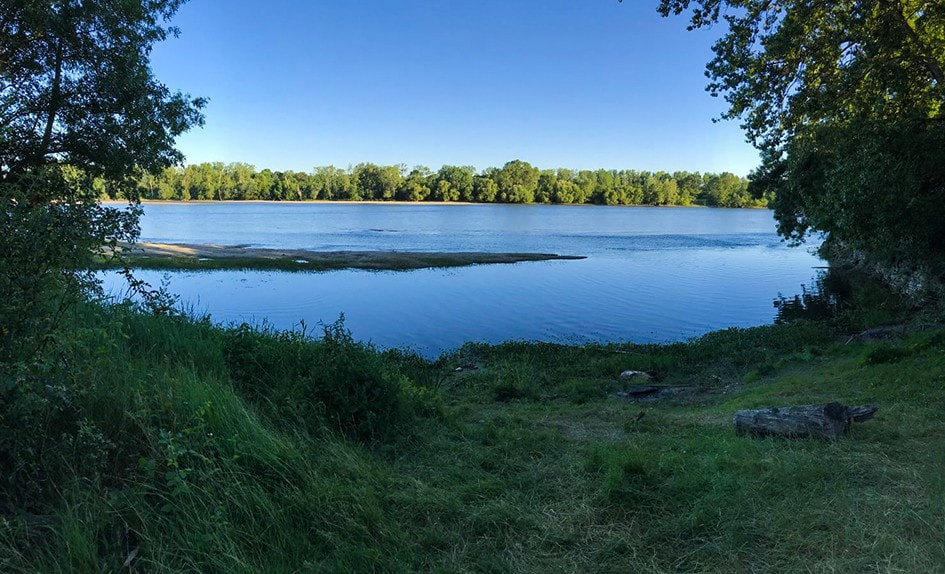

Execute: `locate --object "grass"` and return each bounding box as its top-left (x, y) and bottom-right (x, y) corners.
top-left (1, 295), bottom-right (944, 572)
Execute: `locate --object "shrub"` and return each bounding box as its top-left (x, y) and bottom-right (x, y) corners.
top-left (861, 345), bottom-right (912, 365)
top-left (223, 318), bottom-right (428, 443)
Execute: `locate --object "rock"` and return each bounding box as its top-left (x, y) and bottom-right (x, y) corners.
top-left (619, 370), bottom-right (653, 380)
top-left (616, 386), bottom-right (673, 401)
top-left (733, 402), bottom-right (878, 439)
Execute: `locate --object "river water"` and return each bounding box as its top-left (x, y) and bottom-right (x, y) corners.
top-left (102, 202), bottom-right (823, 357)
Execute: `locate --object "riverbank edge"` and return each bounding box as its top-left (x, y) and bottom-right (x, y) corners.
top-left (99, 199), bottom-right (771, 209)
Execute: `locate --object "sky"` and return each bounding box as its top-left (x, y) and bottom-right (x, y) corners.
top-left (150, 0), bottom-right (760, 175)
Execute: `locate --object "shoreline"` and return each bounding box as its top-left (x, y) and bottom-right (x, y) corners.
top-left (97, 199), bottom-right (769, 209)
top-left (103, 241), bottom-right (586, 272)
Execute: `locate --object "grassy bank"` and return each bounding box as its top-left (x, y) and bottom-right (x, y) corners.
top-left (1, 293), bottom-right (943, 572)
top-left (98, 242), bottom-right (585, 272)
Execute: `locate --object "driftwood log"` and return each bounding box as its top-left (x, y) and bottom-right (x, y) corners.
top-left (733, 402), bottom-right (877, 440)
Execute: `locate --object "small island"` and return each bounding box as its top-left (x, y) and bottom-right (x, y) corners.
top-left (105, 241), bottom-right (586, 271)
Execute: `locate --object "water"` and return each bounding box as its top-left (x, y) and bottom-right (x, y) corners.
top-left (104, 202), bottom-right (823, 356)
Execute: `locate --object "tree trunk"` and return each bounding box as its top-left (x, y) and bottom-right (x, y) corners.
top-left (38, 40), bottom-right (64, 166)
top-left (733, 402), bottom-right (877, 440)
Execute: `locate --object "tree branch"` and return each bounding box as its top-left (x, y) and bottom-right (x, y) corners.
top-left (891, 0), bottom-right (945, 87)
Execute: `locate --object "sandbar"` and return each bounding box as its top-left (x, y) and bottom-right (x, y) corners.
top-left (103, 242), bottom-right (586, 272)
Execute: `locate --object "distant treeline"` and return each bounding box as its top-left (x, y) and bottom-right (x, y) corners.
top-left (107, 160), bottom-right (769, 208)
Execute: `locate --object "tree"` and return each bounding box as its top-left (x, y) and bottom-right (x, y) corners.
top-left (704, 172), bottom-right (747, 208)
top-left (0, 1), bottom-right (205, 184)
top-left (594, 169), bottom-right (616, 204)
top-left (397, 166), bottom-right (432, 201)
top-left (473, 174), bottom-right (498, 202)
top-left (312, 165), bottom-right (350, 200)
top-left (536, 170), bottom-right (556, 203)
top-left (658, 0), bottom-right (945, 264)
top-left (436, 165), bottom-right (475, 202)
top-left (352, 163), bottom-right (402, 200)
top-left (254, 169), bottom-right (274, 200)
top-left (0, 0), bottom-right (204, 361)
top-left (495, 160), bottom-right (539, 203)
top-left (674, 171), bottom-right (703, 206)
top-left (573, 170), bottom-right (596, 204)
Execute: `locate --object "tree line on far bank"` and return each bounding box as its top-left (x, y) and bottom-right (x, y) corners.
top-left (112, 160), bottom-right (768, 208)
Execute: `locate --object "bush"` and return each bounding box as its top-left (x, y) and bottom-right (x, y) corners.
top-left (0, 360), bottom-right (113, 513)
top-left (861, 345), bottom-right (913, 365)
top-left (223, 318), bottom-right (427, 443)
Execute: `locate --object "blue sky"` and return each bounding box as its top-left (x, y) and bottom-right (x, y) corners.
top-left (151, 1), bottom-right (759, 175)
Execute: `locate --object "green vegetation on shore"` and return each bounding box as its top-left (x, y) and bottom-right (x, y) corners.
top-left (116, 161), bottom-right (765, 208)
top-left (664, 1), bottom-right (945, 274)
top-left (2, 278), bottom-right (944, 572)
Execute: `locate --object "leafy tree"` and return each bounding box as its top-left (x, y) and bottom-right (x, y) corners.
top-left (0, 0), bottom-right (204, 360)
top-left (127, 160), bottom-right (754, 209)
top-left (594, 169), bottom-right (616, 204)
top-left (180, 164), bottom-right (199, 200)
top-left (199, 162), bottom-right (226, 201)
top-left (495, 160), bottom-right (539, 203)
top-left (397, 166), bottom-right (433, 201)
top-left (573, 170), bottom-right (596, 204)
top-left (312, 165), bottom-right (350, 200)
top-left (642, 174), bottom-right (661, 205)
top-left (473, 174), bottom-right (498, 202)
top-left (659, 0), bottom-right (945, 263)
top-left (536, 170), bottom-right (556, 203)
top-left (653, 173), bottom-right (679, 205)
top-left (278, 170), bottom-right (302, 201)
top-left (226, 163), bottom-right (255, 200)
top-left (432, 179), bottom-right (459, 202)
top-left (156, 166), bottom-right (182, 200)
top-left (255, 169), bottom-right (274, 200)
top-left (619, 173), bottom-right (645, 205)
top-left (674, 171), bottom-right (703, 206)
top-left (496, 160), bottom-right (539, 203)
top-left (550, 179), bottom-right (574, 204)
top-left (704, 172), bottom-right (747, 208)
top-left (436, 165), bottom-right (475, 202)
top-left (353, 163), bottom-right (402, 200)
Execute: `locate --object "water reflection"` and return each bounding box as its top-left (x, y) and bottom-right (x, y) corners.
top-left (774, 269), bottom-right (841, 323)
top-left (773, 265), bottom-right (903, 324)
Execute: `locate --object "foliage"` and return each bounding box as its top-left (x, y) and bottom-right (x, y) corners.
top-left (0, 0), bottom-right (206, 180)
top-left (773, 118), bottom-right (945, 262)
top-left (2, 295), bottom-right (945, 571)
top-left (0, 0), bottom-right (204, 362)
top-left (657, 0), bottom-right (945, 265)
top-left (222, 318), bottom-right (434, 443)
top-left (112, 159), bottom-right (765, 208)
top-left (0, 166), bottom-right (140, 361)
top-left (0, 303), bottom-right (422, 571)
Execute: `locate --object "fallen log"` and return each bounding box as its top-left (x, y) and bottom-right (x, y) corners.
top-left (733, 402), bottom-right (878, 440)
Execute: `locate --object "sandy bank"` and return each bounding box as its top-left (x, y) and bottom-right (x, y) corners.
top-left (108, 242), bottom-right (586, 272)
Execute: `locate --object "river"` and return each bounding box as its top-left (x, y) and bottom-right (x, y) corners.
top-left (102, 202), bottom-right (823, 357)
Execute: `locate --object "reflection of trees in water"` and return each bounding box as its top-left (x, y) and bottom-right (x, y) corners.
top-left (773, 267), bottom-right (873, 323)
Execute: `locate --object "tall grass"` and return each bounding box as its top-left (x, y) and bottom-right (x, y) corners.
top-left (0, 303), bottom-right (435, 572)
top-left (1, 295), bottom-right (944, 571)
